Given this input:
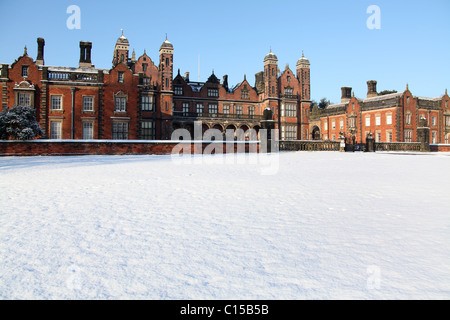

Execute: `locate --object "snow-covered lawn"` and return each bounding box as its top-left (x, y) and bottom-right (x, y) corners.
top-left (0, 152), bottom-right (449, 299)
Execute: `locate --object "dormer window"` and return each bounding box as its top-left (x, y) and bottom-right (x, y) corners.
top-left (241, 90), bottom-right (249, 99)
top-left (284, 87), bottom-right (293, 96)
top-left (21, 66), bottom-right (29, 78)
top-left (174, 86), bottom-right (183, 95)
top-left (208, 88), bottom-right (219, 97)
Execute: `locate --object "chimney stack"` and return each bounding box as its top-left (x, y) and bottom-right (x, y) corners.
top-left (36, 38), bottom-right (45, 65)
top-left (341, 87), bottom-right (352, 103)
top-left (184, 72), bottom-right (190, 82)
top-left (223, 75), bottom-right (229, 91)
top-left (79, 41), bottom-right (93, 68)
top-left (367, 80), bottom-right (378, 98)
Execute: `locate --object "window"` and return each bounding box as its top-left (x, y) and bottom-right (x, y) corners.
top-left (332, 119), bottom-right (336, 130)
top-left (18, 92), bottom-right (31, 107)
top-left (174, 86), bottom-right (183, 95)
top-left (446, 116), bottom-right (450, 127)
top-left (112, 121), bottom-right (128, 140)
top-left (118, 72), bottom-right (124, 83)
top-left (376, 131), bottom-right (381, 142)
top-left (352, 103), bottom-right (355, 110)
top-left (50, 95), bottom-right (62, 110)
top-left (50, 121), bottom-right (62, 139)
top-left (405, 130), bottom-right (413, 143)
top-left (223, 105), bottom-right (230, 114)
top-left (339, 118), bottom-right (344, 129)
top-left (432, 131), bottom-right (437, 144)
top-left (208, 104), bottom-right (218, 114)
top-left (236, 106), bottom-right (243, 115)
top-left (165, 58), bottom-right (169, 66)
top-left (182, 103), bottom-right (190, 116)
top-left (332, 134), bottom-right (336, 141)
top-left (207, 88), bottom-right (219, 97)
top-left (284, 104), bottom-right (296, 117)
top-left (431, 116), bottom-right (437, 126)
top-left (196, 103), bottom-right (204, 115)
top-left (141, 95), bottom-right (153, 111)
top-left (165, 78), bottom-right (169, 88)
top-left (445, 133), bottom-right (449, 144)
top-left (324, 121), bottom-right (328, 131)
top-left (386, 114), bottom-right (392, 125)
top-left (407, 96), bottom-right (410, 104)
top-left (115, 97), bottom-right (127, 112)
top-left (349, 117), bottom-right (356, 128)
top-left (284, 87), bottom-right (293, 95)
top-left (386, 130), bottom-right (393, 142)
top-left (287, 76), bottom-right (291, 83)
top-left (141, 121), bottom-right (155, 140)
top-left (324, 134), bottom-right (328, 140)
top-left (82, 122), bottom-right (94, 139)
top-left (241, 90), bottom-right (249, 99)
top-left (281, 125), bottom-right (297, 140)
top-left (446, 101), bottom-right (449, 109)
top-left (365, 116), bottom-right (371, 127)
top-left (21, 66), bottom-right (29, 78)
top-left (405, 113), bottom-right (411, 125)
top-left (272, 86), bottom-right (275, 95)
top-left (142, 63), bottom-right (147, 72)
top-left (376, 115), bottom-right (381, 126)
top-left (83, 96), bottom-right (94, 112)
top-left (248, 106), bottom-right (255, 116)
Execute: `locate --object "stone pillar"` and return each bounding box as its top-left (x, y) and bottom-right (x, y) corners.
top-left (339, 132), bottom-right (345, 152)
top-left (261, 108), bottom-right (276, 153)
top-left (366, 133), bottom-right (375, 152)
top-left (417, 117), bottom-right (430, 152)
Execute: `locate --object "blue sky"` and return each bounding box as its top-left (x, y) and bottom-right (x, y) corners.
top-left (1, 0), bottom-right (449, 103)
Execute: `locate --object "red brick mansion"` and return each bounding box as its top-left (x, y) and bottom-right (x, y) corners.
top-left (1, 33), bottom-right (448, 144)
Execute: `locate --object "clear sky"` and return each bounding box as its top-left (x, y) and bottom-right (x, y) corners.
top-left (1, 0), bottom-right (449, 103)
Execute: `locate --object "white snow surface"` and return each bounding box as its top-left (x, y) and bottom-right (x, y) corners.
top-left (0, 152), bottom-right (449, 300)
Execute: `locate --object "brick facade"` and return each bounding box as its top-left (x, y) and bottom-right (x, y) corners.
top-left (0, 34), bottom-right (311, 142)
top-left (309, 82), bottom-right (450, 144)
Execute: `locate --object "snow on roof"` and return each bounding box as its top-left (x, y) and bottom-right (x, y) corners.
top-left (416, 95), bottom-right (443, 102)
top-left (47, 66), bottom-right (109, 74)
top-left (362, 91), bottom-right (404, 103)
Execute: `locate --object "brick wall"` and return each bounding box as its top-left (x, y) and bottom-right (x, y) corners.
top-left (0, 141), bottom-right (260, 156)
top-left (430, 144), bottom-right (450, 152)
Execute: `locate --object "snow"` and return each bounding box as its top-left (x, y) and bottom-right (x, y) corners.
top-left (1, 152), bottom-right (449, 299)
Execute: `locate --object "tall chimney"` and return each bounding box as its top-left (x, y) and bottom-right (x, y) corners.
top-left (79, 41), bottom-right (93, 68)
top-left (367, 80), bottom-right (378, 98)
top-left (36, 38), bottom-right (45, 65)
top-left (184, 72), bottom-right (190, 82)
top-left (223, 75), bottom-right (229, 91)
top-left (341, 87), bottom-right (352, 103)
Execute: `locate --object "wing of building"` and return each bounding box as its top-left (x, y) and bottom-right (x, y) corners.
top-left (309, 81), bottom-right (450, 144)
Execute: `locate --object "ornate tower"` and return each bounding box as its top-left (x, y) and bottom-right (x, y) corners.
top-left (264, 49), bottom-right (278, 99)
top-left (113, 30), bottom-right (130, 66)
top-left (296, 51), bottom-right (310, 101)
top-left (159, 35), bottom-right (174, 139)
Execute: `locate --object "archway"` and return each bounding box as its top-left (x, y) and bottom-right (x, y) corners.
top-left (311, 126), bottom-right (321, 140)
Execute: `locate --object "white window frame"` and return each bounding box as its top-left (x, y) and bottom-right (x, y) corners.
top-left (50, 95), bottom-right (62, 110)
top-left (196, 103), bottom-right (204, 115)
top-left (208, 104), bottom-right (218, 114)
top-left (82, 121), bottom-right (94, 140)
top-left (112, 121), bottom-right (129, 140)
top-left (405, 113), bottom-right (412, 125)
top-left (141, 121), bottom-right (155, 140)
top-left (365, 116), bottom-right (371, 127)
top-left (115, 97), bottom-right (127, 112)
top-left (83, 96), bottom-right (94, 112)
top-left (386, 113), bottom-right (392, 125)
top-left (50, 121), bottom-right (62, 139)
top-left (18, 92), bottom-right (31, 107)
top-left (376, 115), bottom-right (381, 126)
top-left (141, 95), bottom-right (153, 111)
